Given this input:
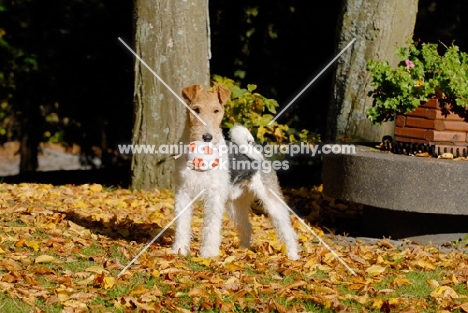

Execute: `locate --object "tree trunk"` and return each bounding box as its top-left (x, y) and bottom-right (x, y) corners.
top-left (327, 0), bottom-right (419, 142)
top-left (19, 102), bottom-right (40, 173)
top-left (131, 0), bottom-right (210, 190)
top-left (18, 80), bottom-right (41, 174)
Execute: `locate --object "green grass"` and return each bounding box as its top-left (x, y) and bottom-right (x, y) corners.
top-left (396, 269), bottom-right (442, 298)
top-left (453, 233), bottom-right (468, 245)
top-left (0, 234), bottom-right (462, 313)
top-left (109, 245), bottom-right (130, 264)
top-left (309, 269), bottom-right (330, 280)
top-left (81, 244), bottom-right (107, 257)
top-left (453, 283), bottom-right (468, 296)
top-left (3, 186), bottom-right (468, 313)
top-left (107, 272), bottom-right (157, 299)
top-left (373, 274), bottom-right (396, 290)
top-left (2, 260), bottom-right (465, 313)
top-left (0, 293), bottom-right (32, 313)
top-left (60, 258), bottom-right (97, 273)
top-left (0, 292), bottom-right (65, 313)
top-left (103, 185), bottom-right (118, 192)
top-left (1, 216), bottom-right (27, 227)
top-left (187, 259), bottom-right (210, 271)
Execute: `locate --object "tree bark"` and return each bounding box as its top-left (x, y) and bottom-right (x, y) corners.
top-left (19, 101), bottom-right (40, 173)
top-left (327, 0), bottom-right (419, 142)
top-left (18, 76), bottom-right (41, 174)
top-left (131, 0), bottom-right (210, 190)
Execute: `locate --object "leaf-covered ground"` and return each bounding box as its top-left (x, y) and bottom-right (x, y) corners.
top-left (1, 183), bottom-right (468, 313)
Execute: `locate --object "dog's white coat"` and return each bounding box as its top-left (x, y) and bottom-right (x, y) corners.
top-left (172, 85), bottom-right (299, 260)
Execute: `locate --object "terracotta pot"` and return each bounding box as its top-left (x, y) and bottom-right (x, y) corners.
top-left (394, 99), bottom-right (468, 155)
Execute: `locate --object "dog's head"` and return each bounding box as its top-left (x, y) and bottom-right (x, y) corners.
top-left (182, 84), bottom-right (231, 144)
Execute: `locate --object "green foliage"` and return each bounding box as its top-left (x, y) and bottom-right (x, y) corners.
top-left (453, 233), bottom-right (468, 246)
top-left (0, 0), bottom-right (133, 149)
top-left (367, 41), bottom-right (468, 124)
top-left (0, 100), bottom-right (14, 140)
top-left (212, 75), bottom-right (320, 144)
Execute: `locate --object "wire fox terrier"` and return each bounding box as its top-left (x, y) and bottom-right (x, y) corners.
top-left (172, 84), bottom-right (299, 260)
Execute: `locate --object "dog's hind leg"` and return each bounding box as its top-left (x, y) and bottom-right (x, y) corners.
top-left (172, 191), bottom-right (194, 256)
top-left (226, 188), bottom-right (253, 249)
top-left (248, 172), bottom-right (300, 260)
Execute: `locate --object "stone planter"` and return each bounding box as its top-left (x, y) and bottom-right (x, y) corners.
top-left (394, 99), bottom-right (468, 156)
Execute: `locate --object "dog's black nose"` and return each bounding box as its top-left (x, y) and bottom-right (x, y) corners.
top-left (202, 133), bottom-right (213, 142)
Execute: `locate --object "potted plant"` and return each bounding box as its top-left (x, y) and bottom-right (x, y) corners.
top-left (366, 41), bottom-right (468, 156)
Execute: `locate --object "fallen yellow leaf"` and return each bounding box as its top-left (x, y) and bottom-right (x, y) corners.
top-left (417, 259), bottom-right (435, 270)
top-left (103, 276), bottom-right (115, 289)
top-left (392, 276), bottom-right (412, 287)
top-left (353, 295), bottom-right (369, 304)
top-left (135, 301), bottom-right (158, 311)
top-left (56, 289), bottom-right (70, 302)
top-left (35, 255), bottom-right (60, 264)
top-left (150, 286), bottom-right (163, 297)
top-left (116, 201), bottom-right (127, 209)
top-left (223, 255), bottom-right (236, 264)
top-left (76, 275), bottom-right (95, 286)
top-left (366, 264), bottom-right (386, 276)
top-left (85, 265), bottom-right (108, 274)
top-left (311, 285), bottom-right (336, 294)
top-left (63, 299), bottom-right (88, 309)
top-left (25, 241), bottom-right (40, 252)
top-left (73, 201), bottom-right (88, 209)
top-left (130, 285), bottom-right (148, 296)
top-left (0, 281), bottom-right (14, 292)
top-left (372, 298), bottom-right (384, 309)
top-left (151, 269), bottom-right (160, 278)
top-left (298, 233), bottom-right (308, 242)
top-left (430, 286), bottom-right (459, 299)
top-left (225, 263), bottom-right (242, 271)
top-left (448, 274), bottom-right (460, 284)
top-left (15, 237), bottom-right (26, 248)
top-left (426, 279), bottom-right (439, 289)
top-left (303, 258), bottom-right (316, 270)
top-left (191, 257), bottom-right (211, 266)
top-left (89, 184), bottom-right (103, 192)
top-left (459, 302), bottom-right (468, 313)
top-left (188, 287), bottom-right (206, 297)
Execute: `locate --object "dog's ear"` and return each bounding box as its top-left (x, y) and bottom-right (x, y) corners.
top-left (213, 85), bottom-right (231, 105)
top-left (182, 84), bottom-right (204, 103)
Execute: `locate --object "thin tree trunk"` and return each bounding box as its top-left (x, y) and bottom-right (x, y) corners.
top-left (327, 0), bottom-right (419, 142)
top-left (19, 97), bottom-right (40, 174)
top-left (131, 0), bottom-right (210, 190)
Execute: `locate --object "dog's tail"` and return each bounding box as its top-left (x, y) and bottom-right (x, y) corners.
top-left (229, 125), bottom-right (264, 160)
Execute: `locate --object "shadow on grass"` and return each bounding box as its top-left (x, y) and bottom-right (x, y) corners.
top-left (63, 208), bottom-right (175, 247)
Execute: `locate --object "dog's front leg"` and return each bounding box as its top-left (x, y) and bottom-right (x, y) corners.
top-left (199, 193), bottom-right (226, 258)
top-left (172, 191), bottom-right (194, 256)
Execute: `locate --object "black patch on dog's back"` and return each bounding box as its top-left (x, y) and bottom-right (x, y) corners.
top-left (226, 141), bottom-right (258, 185)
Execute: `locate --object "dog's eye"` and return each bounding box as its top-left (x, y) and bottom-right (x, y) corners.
top-left (192, 107), bottom-right (200, 114)
top-left (214, 109), bottom-right (220, 113)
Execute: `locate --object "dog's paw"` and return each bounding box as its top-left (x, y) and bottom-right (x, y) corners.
top-left (199, 247), bottom-right (219, 258)
top-left (288, 253), bottom-right (300, 261)
top-left (172, 245), bottom-right (190, 256)
top-left (287, 252), bottom-right (300, 260)
top-left (238, 243), bottom-right (251, 250)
